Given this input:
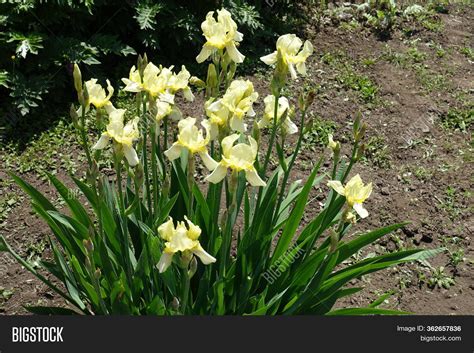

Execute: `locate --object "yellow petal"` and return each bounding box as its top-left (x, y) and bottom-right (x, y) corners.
top-left (106, 109), bottom-right (126, 140)
top-left (327, 180), bottom-right (345, 196)
top-left (288, 63), bottom-right (297, 80)
top-left (183, 87), bottom-right (194, 102)
top-left (221, 134), bottom-right (240, 157)
top-left (155, 101), bottom-right (172, 121)
top-left (123, 145), bottom-right (139, 167)
top-left (157, 252), bottom-right (174, 273)
top-left (164, 143), bottom-right (183, 161)
top-left (327, 134), bottom-right (337, 149)
top-left (196, 44), bottom-right (215, 63)
top-left (230, 115), bottom-right (246, 132)
top-left (260, 52), bottom-right (277, 65)
top-left (277, 34), bottom-right (303, 55)
top-left (296, 62), bottom-right (307, 76)
top-left (226, 42), bottom-right (245, 63)
top-left (199, 151), bottom-right (218, 171)
top-left (122, 78), bottom-right (142, 92)
top-left (245, 169), bottom-right (266, 187)
top-left (105, 79), bottom-right (114, 101)
top-left (248, 136), bottom-right (258, 159)
top-left (158, 218), bottom-right (175, 241)
top-left (184, 216), bottom-right (202, 240)
top-left (283, 117), bottom-right (298, 135)
top-left (166, 226), bottom-right (197, 252)
top-left (205, 164), bottom-right (228, 184)
top-left (191, 244), bottom-right (216, 265)
top-left (92, 133), bottom-right (110, 150)
top-left (353, 203), bottom-right (369, 218)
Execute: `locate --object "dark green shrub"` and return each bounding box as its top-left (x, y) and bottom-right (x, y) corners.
top-left (1, 0), bottom-right (302, 126)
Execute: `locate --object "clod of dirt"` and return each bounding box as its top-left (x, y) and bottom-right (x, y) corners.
top-left (402, 224), bottom-right (419, 237)
top-left (414, 233), bottom-right (433, 245)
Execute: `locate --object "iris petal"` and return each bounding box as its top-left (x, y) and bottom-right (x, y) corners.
top-left (206, 164), bottom-right (228, 184)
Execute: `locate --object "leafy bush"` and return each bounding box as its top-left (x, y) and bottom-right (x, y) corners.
top-left (0, 0), bottom-right (313, 124)
top-left (0, 8), bottom-right (442, 315)
top-left (362, 0), bottom-right (398, 36)
top-left (440, 108), bottom-right (473, 132)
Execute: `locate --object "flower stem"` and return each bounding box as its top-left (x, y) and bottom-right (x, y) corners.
top-left (261, 88), bottom-right (281, 176)
top-left (79, 107), bottom-right (93, 168)
top-left (273, 107), bottom-right (308, 223)
top-left (181, 268), bottom-right (191, 314)
top-left (341, 140), bottom-right (359, 183)
top-left (115, 153), bottom-right (133, 286)
top-left (219, 170), bottom-right (238, 276)
top-left (187, 154), bottom-right (195, 217)
top-left (150, 123), bottom-right (160, 214)
top-left (141, 98), bottom-right (153, 214)
top-left (252, 89), bottom-right (280, 228)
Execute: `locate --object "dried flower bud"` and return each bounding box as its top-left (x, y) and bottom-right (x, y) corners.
top-left (134, 163), bottom-right (144, 185)
top-left (94, 268), bottom-right (101, 279)
top-left (356, 143), bottom-right (366, 160)
top-left (298, 93), bottom-right (305, 112)
top-left (83, 239), bottom-right (94, 253)
top-left (356, 123), bottom-right (367, 142)
top-left (171, 297), bottom-right (180, 310)
top-left (305, 90), bottom-right (316, 108)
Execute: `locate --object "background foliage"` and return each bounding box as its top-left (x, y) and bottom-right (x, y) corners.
top-left (0, 0), bottom-right (312, 127)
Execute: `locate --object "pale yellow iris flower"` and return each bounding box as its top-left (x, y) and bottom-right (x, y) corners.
top-left (327, 174), bottom-right (373, 218)
top-left (122, 63), bottom-right (194, 122)
top-left (122, 62), bottom-right (161, 95)
top-left (167, 65), bottom-right (194, 102)
top-left (92, 106), bottom-right (140, 166)
top-left (153, 100), bottom-right (173, 122)
top-left (164, 117), bottom-right (217, 171)
top-left (258, 95), bottom-right (298, 135)
top-left (260, 34), bottom-right (313, 80)
top-left (206, 134), bottom-right (266, 187)
top-left (205, 98), bottom-right (229, 139)
top-left (196, 8), bottom-right (245, 64)
top-left (157, 217), bottom-right (216, 273)
top-left (205, 79), bottom-right (258, 137)
top-left (85, 78), bottom-right (114, 109)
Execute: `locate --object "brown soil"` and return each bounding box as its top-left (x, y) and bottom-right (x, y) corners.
top-left (0, 4), bottom-right (473, 314)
